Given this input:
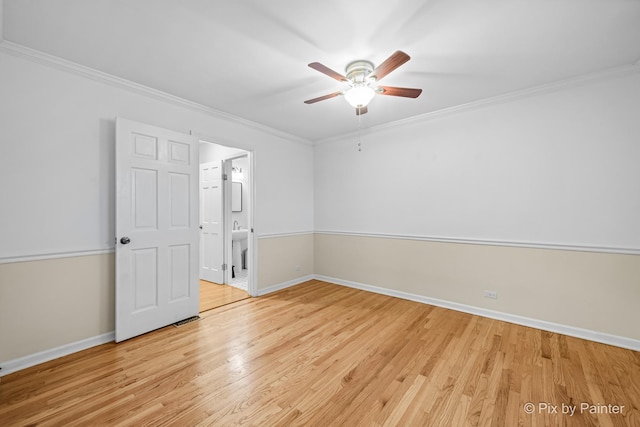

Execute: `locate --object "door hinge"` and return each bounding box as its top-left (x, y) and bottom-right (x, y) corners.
top-left (222, 173), bottom-right (228, 181)
top-left (222, 263), bottom-right (227, 271)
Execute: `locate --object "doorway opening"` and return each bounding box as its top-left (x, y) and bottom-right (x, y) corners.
top-left (198, 140), bottom-right (255, 312)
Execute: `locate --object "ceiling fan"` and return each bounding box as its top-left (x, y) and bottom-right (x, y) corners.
top-left (304, 50), bottom-right (422, 115)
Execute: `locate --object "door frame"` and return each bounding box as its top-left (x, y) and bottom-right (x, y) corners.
top-left (198, 139), bottom-right (257, 297)
top-left (223, 153), bottom-right (253, 293)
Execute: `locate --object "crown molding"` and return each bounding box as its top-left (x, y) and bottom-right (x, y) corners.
top-left (314, 62), bottom-right (640, 145)
top-left (0, 40), bottom-right (313, 146)
top-left (2, 36), bottom-right (637, 148)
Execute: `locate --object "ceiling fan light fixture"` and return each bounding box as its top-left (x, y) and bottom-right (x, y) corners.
top-left (305, 51), bottom-right (420, 114)
top-left (344, 86), bottom-right (376, 108)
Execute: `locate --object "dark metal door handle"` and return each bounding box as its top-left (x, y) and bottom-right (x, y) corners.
top-left (120, 237), bottom-right (131, 245)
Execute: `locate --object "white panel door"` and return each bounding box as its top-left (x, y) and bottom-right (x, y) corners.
top-left (115, 118), bottom-right (199, 342)
top-left (200, 161), bottom-right (224, 283)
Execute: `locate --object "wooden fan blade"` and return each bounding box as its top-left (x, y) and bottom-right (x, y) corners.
top-left (378, 86), bottom-right (422, 98)
top-left (356, 106), bottom-right (368, 115)
top-left (304, 91), bottom-right (343, 104)
top-left (308, 62), bottom-right (348, 82)
top-left (369, 51), bottom-right (410, 81)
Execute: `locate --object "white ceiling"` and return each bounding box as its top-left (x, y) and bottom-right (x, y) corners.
top-left (3, 0), bottom-right (640, 142)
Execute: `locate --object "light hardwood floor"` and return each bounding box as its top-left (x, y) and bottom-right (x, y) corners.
top-left (1, 280), bottom-right (639, 426)
top-left (199, 279), bottom-right (249, 312)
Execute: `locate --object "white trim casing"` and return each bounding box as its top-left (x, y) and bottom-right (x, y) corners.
top-left (314, 231), bottom-right (640, 256)
top-left (2, 229), bottom-right (637, 265)
top-left (0, 247), bottom-right (115, 264)
top-left (257, 231), bottom-right (315, 239)
top-left (248, 152), bottom-right (258, 297)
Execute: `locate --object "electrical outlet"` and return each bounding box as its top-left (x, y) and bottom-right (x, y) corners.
top-left (483, 290), bottom-right (498, 299)
top-left (295, 265), bottom-right (301, 272)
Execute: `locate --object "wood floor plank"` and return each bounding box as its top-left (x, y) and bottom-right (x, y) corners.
top-left (199, 279), bottom-right (249, 312)
top-left (1, 280), bottom-right (639, 426)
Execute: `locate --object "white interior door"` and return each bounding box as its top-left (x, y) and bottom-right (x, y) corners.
top-left (200, 161), bottom-right (224, 283)
top-left (115, 118), bottom-right (199, 342)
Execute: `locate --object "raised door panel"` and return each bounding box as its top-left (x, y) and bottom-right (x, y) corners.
top-left (132, 248), bottom-right (158, 312)
top-left (169, 173), bottom-right (190, 229)
top-left (168, 244), bottom-right (190, 301)
top-left (132, 168), bottom-right (158, 230)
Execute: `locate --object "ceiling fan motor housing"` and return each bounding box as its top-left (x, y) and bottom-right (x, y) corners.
top-left (346, 60), bottom-right (375, 84)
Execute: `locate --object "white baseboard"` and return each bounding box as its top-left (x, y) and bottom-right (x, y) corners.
top-left (314, 275), bottom-right (640, 352)
top-left (256, 274), bottom-right (315, 296)
top-left (1, 275), bottom-right (310, 377)
top-left (0, 332), bottom-right (114, 377)
top-left (4, 274), bottom-right (637, 378)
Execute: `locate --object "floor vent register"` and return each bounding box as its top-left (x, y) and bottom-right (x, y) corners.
top-left (173, 316), bottom-right (201, 327)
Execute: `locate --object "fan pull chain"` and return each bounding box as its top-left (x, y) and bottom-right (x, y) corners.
top-left (357, 111), bottom-right (363, 152)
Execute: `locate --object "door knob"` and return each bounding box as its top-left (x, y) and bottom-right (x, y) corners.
top-left (120, 237), bottom-right (131, 245)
